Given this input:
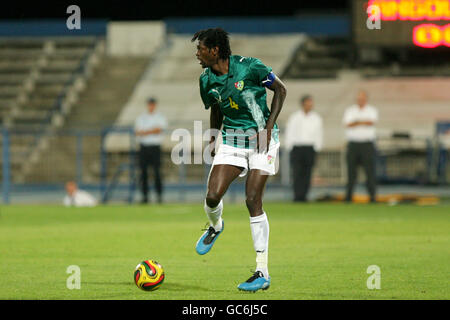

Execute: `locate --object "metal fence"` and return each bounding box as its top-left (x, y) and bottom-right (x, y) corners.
top-left (1, 126), bottom-right (449, 204)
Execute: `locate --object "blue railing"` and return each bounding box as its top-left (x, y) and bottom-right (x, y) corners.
top-left (0, 126), bottom-right (291, 204)
top-left (100, 126), bottom-right (137, 204)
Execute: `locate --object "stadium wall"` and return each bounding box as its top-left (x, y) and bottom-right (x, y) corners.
top-left (106, 22), bottom-right (166, 56)
top-left (0, 19), bottom-right (107, 36)
top-left (164, 15), bottom-right (350, 36)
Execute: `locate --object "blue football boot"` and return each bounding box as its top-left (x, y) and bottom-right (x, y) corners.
top-left (195, 221), bottom-right (224, 255)
top-left (237, 271), bottom-right (271, 292)
top-left (238, 271), bottom-right (270, 292)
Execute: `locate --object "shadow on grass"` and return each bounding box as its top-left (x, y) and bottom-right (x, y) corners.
top-left (84, 281), bottom-right (210, 292)
top-left (84, 281), bottom-right (134, 286)
top-left (160, 282), bottom-right (210, 292)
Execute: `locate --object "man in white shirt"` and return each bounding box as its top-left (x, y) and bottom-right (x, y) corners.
top-left (285, 95), bottom-right (323, 202)
top-left (135, 97), bottom-right (168, 204)
top-left (63, 181), bottom-right (97, 207)
top-left (342, 90), bottom-right (378, 203)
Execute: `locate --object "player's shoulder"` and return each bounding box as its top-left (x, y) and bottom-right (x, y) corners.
top-left (311, 110), bottom-right (323, 120)
top-left (232, 55), bottom-right (259, 66)
top-left (77, 189), bottom-right (89, 196)
top-left (199, 68), bottom-right (209, 80)
top-left (199, 68), bottom-right (210, 88)
top-left (366, 104), bottom-right (378, 112)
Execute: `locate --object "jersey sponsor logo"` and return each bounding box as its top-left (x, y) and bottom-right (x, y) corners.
top-left (228, 97), bottom-right (239, 110)
top-left (234, 80), bottom-right (244, 91)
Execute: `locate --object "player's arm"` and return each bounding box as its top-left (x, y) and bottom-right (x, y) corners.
top-left (134, 116), bottom-right (163, 136)
top-left (345, 108), bottom-right (377, 127)
top-left (260, 73), bottom-right (287, 152)
top-left (210, 102), bottom-right (223, 130)
top-left (346, 120), bottom-right (374, 127)
top-left (209, 102), bottom-right (223, 156)
top-left (135, 128), bottom-right (163, 136)
top-left (265, 74), bottom-right (287, 131)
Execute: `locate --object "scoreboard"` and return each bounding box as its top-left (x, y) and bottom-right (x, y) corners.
top-left (353, 0), bottom-right (450, 48)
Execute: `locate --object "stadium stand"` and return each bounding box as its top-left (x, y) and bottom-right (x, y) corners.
top-left (283, 36), bottom-right (352, 79)
top-left (0, 37), bottom-right (100, 127)
top-left (0, 36), bottom-right (103, 182)
top-left (2, 22), bottom-right (166, 185)
top-left (1, 28), bottom-right (449, 195)
top-left (21, 56), bottom-right (151, 183)
top-left (357, 47), bottom-right (450, 78)
top-left (285, 34), bottom-right (450, 79)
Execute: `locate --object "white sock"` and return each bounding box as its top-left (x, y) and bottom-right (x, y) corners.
top-left (250, 212), bottom-right (269, 279)
top-left (204, 200), bottom-right (223, 232)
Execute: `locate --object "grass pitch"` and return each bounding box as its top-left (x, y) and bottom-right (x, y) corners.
top-left (0, 203), bottom-right (448, 300)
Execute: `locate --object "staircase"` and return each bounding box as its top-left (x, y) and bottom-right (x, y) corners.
top-left (283, 36), bottom-right (351, 79)
top-left (22, 56), bottom-right (151, 183)
top-left (63, 56), bottom-right (151, 130)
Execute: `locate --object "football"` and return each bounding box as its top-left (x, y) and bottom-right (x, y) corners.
top-left (134, 260), bottom-right (165, 291)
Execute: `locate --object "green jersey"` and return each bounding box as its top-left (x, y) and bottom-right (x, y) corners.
top-left (199, 55), bottom-right (279, 149)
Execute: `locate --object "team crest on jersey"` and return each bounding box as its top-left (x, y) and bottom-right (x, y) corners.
top-left (234, 80), bottom-right (244, 91)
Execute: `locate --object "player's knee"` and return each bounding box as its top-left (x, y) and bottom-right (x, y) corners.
top-left (205, 192), bottom-right (222, 208)
top-left (245, 194), bottom-right (262, 211)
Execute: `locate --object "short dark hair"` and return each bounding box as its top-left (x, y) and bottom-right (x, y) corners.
top-left (191, 28), bottom-right (232, 60)
top-left (301, 94), bottom-right (312, 105)
top-left (147, 97), bottom-right (157, 104)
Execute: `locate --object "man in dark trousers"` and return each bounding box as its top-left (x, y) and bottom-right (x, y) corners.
top-left (285, 95), bottom-right (323, 202)
top-left (342, 90), bottom-right (378, 203)
top-left (134, 97), bottom-right (168, 203)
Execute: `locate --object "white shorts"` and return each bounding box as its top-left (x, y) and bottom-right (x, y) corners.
top-left (212, 141), bottom-right (280, 177)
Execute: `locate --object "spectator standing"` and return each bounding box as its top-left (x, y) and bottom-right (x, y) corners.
top-left (342, 90), bottom-right (378, 203)
top-left (285, 95), bottom-right (323, 202)
top-left (134, 97), bottom-right (168, 203)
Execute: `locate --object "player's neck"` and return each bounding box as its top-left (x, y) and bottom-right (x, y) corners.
top-left (211, 58), bottom-right (229, 76)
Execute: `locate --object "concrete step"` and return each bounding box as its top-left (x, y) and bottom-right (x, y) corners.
top-left (21, 56), bottom-right (151, 183)
top-left (63, 56), bottom-right (150, 130)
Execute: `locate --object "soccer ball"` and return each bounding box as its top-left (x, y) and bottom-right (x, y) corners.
top-left (134, 260), bottom-right (165, 291)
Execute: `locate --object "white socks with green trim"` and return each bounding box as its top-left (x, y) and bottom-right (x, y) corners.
top-left (250, 212), bottom-right (270, 280)
top-left (204, 200), bottom-right (223, 232)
